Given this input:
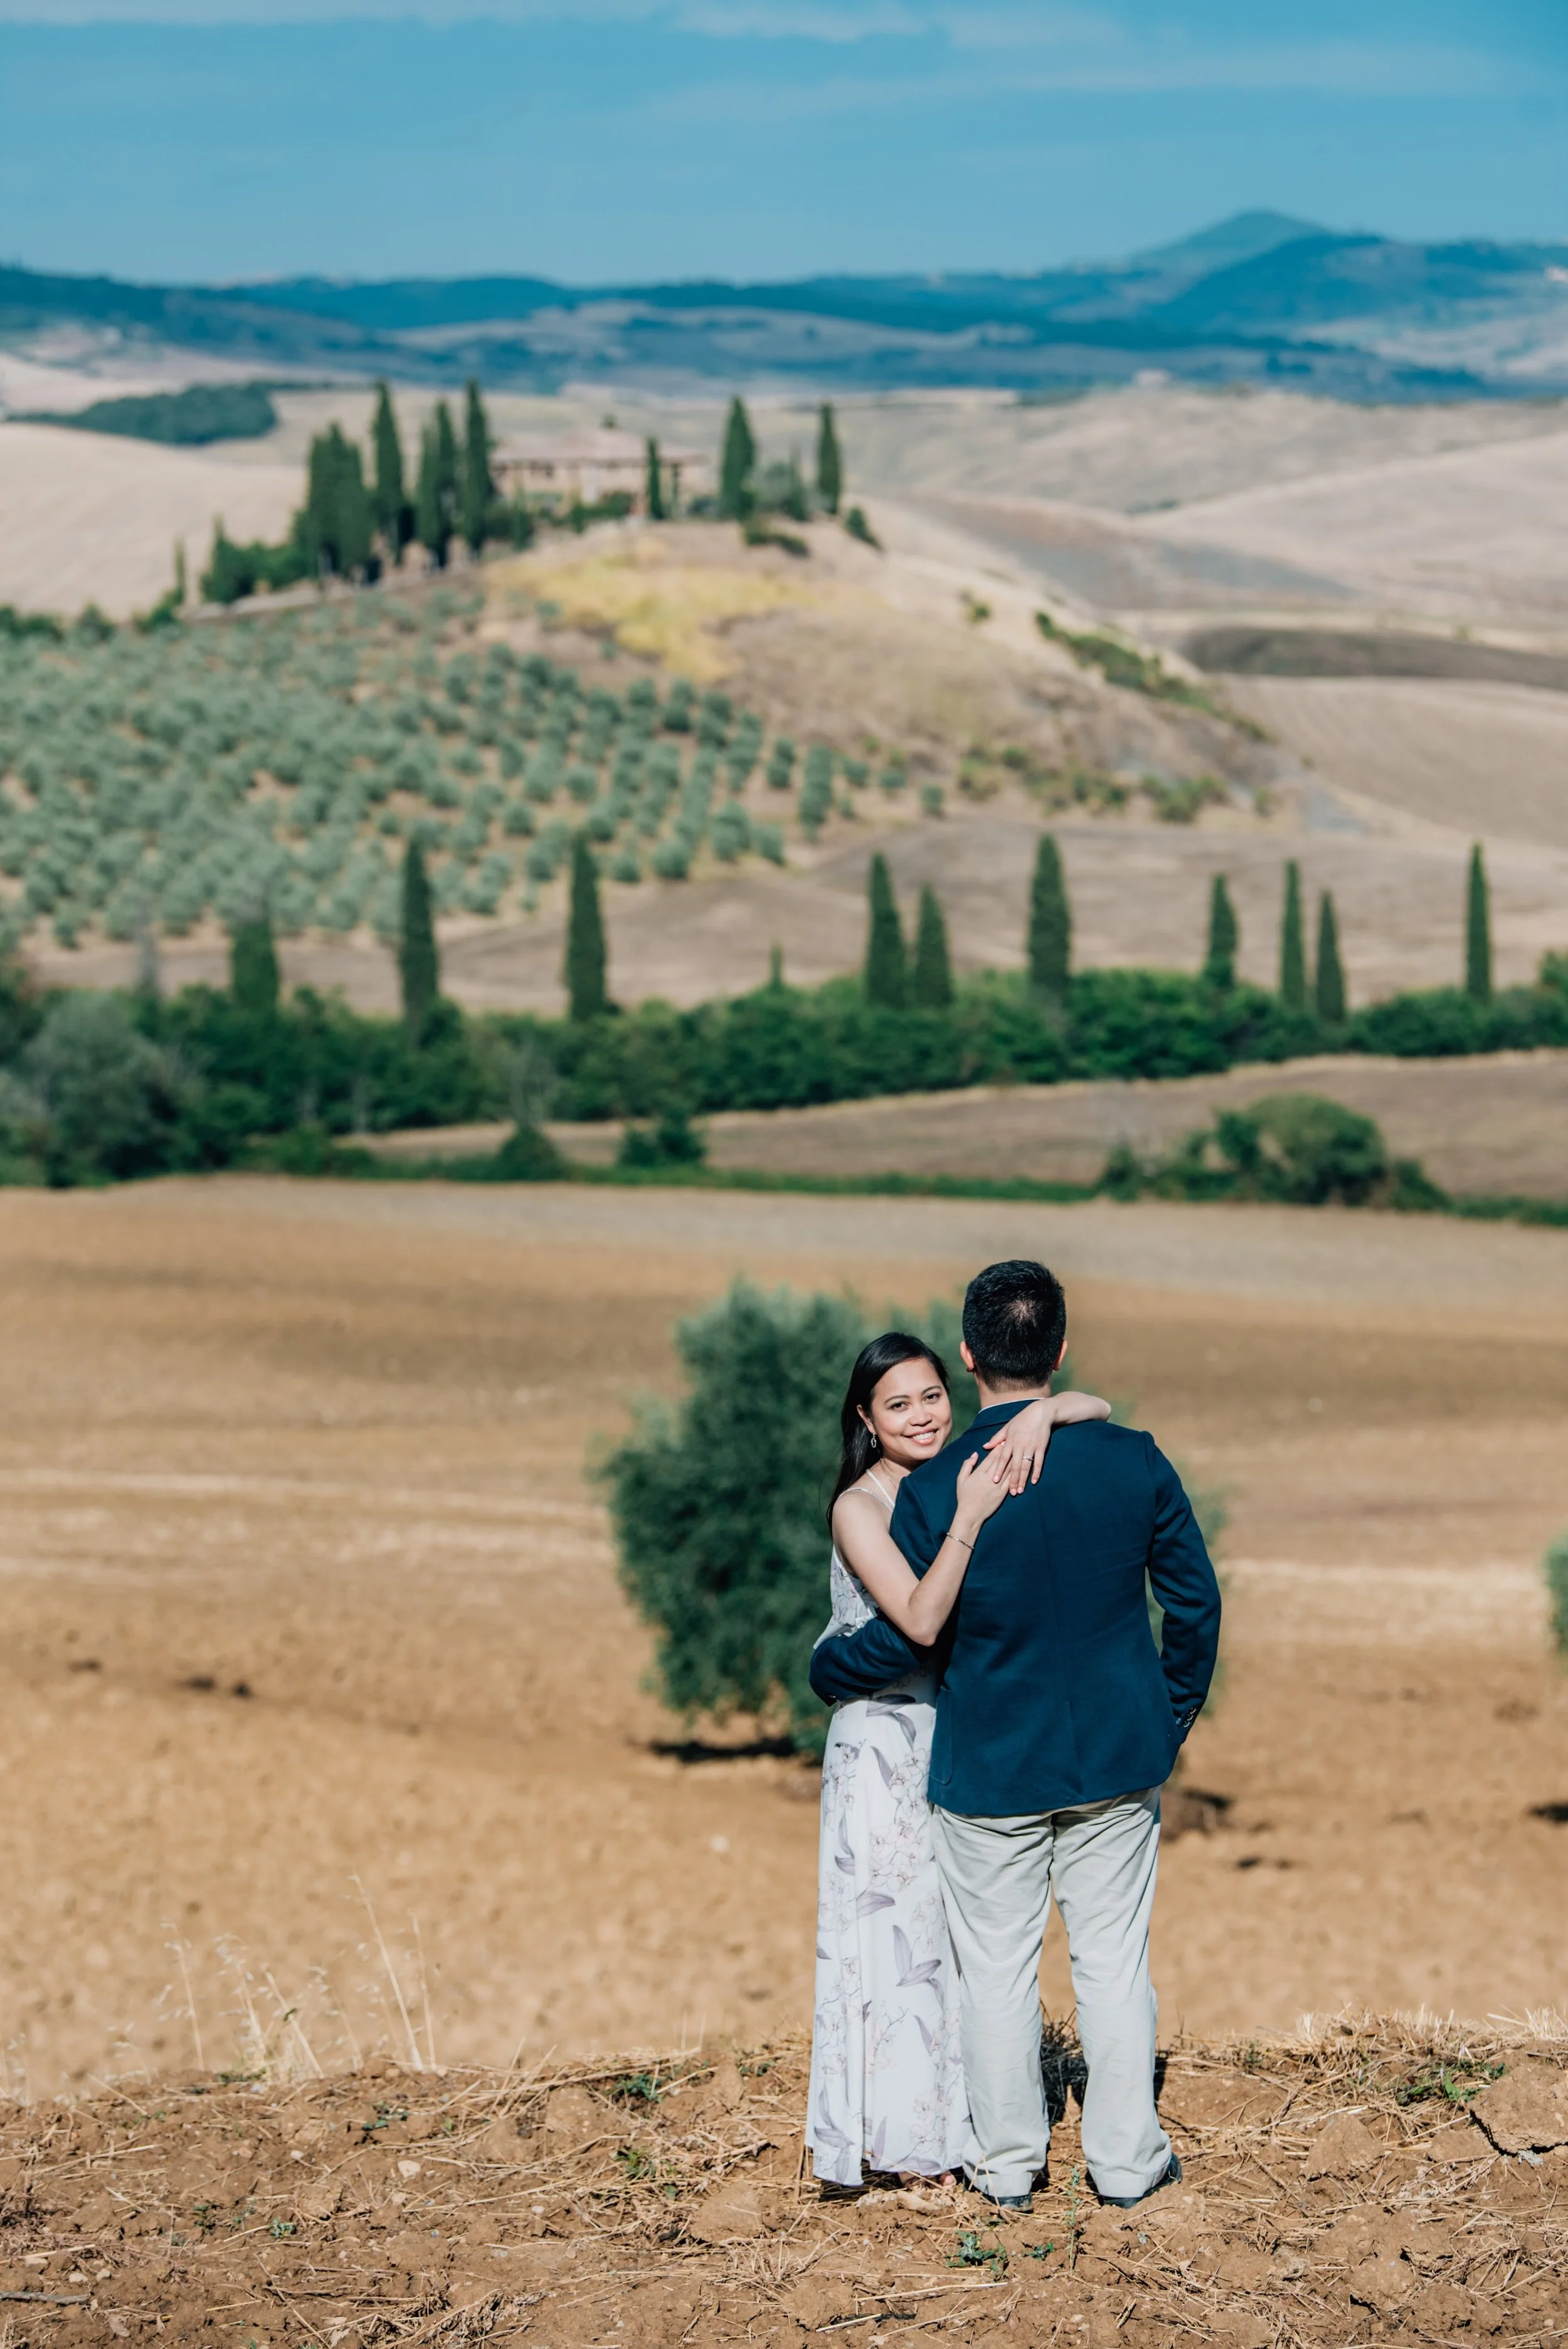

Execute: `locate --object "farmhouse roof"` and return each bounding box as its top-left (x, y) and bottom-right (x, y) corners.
top-left (493, 427), bottom-right (704, 465)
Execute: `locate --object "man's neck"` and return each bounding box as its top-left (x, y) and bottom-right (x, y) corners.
top-left (974, 1382), bottom-right (1049, 1411)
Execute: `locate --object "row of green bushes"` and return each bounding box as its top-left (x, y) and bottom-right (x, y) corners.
top-left (535, 960), bottom-right (1568, 1123)
top-left (3, 943), bottom-right (1566, 1188)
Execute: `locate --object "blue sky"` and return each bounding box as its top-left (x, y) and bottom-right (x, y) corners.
top-left (1, 2), bottom-right (1565, 284)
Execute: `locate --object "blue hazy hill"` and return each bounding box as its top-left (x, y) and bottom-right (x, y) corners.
top-left (5, 216), bottom-right (1564, 401)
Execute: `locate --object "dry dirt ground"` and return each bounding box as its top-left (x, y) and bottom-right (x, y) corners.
top-left (3, 2023), bottom-right (1568, 2348)
top-left (1, 1178), bottom-right (1566, 2110)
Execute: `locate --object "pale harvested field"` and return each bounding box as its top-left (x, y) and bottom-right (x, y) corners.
top-left (1227, 674), bottom-right (1568, 850)
top-left (540, 1049), bottom-right (1568, 1199)
top-left (1149, 429), bottom-right (1568, 630)
top-left (0, 423), bottom-right (301, 617)
top-left (0, 1177), bottom-right (1564, 2101)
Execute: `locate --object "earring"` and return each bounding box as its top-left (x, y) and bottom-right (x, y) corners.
top-left (869, 1431), bottom-right (879, 1451)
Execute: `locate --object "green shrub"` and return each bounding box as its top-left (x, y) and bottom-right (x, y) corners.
top-left (618, 1108), bottom-right (706, 1169)
top-left (1545, 1531), bottom-right (1568, 1660)
top-left (30, 383), bottom-right (277, 447)
top-left (19, 992), bottom-right (185, 1183)
top-left (1113, 1091), bottom-right (1445, 1212)
top-left (601, 1283), bottom-right (863, 1748)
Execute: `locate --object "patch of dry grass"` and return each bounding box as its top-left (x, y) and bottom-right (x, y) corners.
top-left (487, 536), bottom-right (820, 679)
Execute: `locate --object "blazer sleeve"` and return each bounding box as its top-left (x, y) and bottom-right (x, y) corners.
top-left (1145, 1434), bottom-right (1222, 1742)
top-left (807, 1471), bottom-right (940, 1706)
top-left (808, 1615), bottom-right (926, 1704)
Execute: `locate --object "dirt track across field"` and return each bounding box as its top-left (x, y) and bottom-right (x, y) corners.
top-left (1, 1178), bottom-right (1565, 2106)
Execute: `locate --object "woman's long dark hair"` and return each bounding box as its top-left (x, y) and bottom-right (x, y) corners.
top-left (827, 1331), bottom-right (950, 1531)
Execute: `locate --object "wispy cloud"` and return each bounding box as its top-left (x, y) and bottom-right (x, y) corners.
top-left (0, 0), bottom-right (1546, 107)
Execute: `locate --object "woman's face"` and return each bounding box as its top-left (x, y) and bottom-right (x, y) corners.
top-left (861, 1357), bottom-right (952, 1470)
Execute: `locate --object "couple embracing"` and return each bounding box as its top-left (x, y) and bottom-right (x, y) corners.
top-left (805, 1258), bottom-right (1222, 2212)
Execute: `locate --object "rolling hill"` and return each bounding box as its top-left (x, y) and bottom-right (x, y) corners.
top-left (4, 215), bottom-right (1567, 400)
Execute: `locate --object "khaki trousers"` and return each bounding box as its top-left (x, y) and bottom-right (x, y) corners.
top-left (929, 1789), bottom-right (1171, 2202)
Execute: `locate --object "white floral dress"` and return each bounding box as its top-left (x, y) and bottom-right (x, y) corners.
top-left (805, 1477), bottom-right (970, 2187)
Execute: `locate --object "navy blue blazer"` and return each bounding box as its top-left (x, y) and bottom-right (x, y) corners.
top-left (810, 1404), bottom-right (1221, 1816)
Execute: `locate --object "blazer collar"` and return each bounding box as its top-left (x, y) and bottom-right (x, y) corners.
top-left (970, 1397), bottom-right (1041, 1424)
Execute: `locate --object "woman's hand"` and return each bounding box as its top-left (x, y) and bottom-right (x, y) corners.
top-left (950, 1450), bottom-right (1015, 1539)
top-left (982, 1390), bottom-right (1112, 1493)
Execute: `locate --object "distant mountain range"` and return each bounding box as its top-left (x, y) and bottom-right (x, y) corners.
top-left (5, 213), bottom-right (1567, 402)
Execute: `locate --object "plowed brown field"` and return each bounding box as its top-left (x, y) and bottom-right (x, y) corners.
top-left (2, 1178), bottom-right (1565, 2111)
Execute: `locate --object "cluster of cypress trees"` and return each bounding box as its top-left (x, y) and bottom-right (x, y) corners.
top-left (862, 856), bottom-right (955, 1009)
top-left (203, 380), bottom-right (499, 602)
top-left (1207, 864), bottom-right (1343, 1018)
top-left (850, 833), bottom-right (1500, 1036)
top-left (718, 396), bottom-right (844, 524)
top-left (1205, 842), bottom-right (1493, 1024)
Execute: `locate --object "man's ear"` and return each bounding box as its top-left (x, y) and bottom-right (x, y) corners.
top-left (959, 1339), bottom-right (976, 1373)
top-left (1055, 1334), bottom-right (1069, 1372)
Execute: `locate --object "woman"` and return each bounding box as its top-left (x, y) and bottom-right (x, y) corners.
top-left (806, 1334), bottom-right (1110, 2194)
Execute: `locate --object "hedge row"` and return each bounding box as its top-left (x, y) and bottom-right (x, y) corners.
top-left (3, 951), bottom-right (1566, 1187)
top-left (524, 965), bottom-right (1568, 1123)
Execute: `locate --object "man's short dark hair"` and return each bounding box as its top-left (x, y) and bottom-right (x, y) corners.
top-left (962, 1259), bottom-right (1067, 1387)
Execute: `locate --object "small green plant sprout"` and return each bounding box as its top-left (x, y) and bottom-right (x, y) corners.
top-left (948, 2227), bottom-right (1009, 2279)
top-left (270, 2218), bottom-right (297, 2239)
top-left (612, 2069), bottom-right (662, 2106)
top-left (1065, 2164), bottom-right (1083, 2271)
top-left (844, 505), bottom-right (881, 549)
top-left (961, 590), bottom-right (992, 624)
top-left (1544, 1530), bottom-right (1568, 1659)
top-left (192, 2201), bottom-right (218, 2237)
top-left (1025, 2240), bottom-right (1056, 2259)
top-left (1394, 2057), bottom-right (1505, 2108)
top-left (616, 2144), bottom-right (659, 2182)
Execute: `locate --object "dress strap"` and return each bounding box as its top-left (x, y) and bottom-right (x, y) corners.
top-left (860, 1468), bottom-right (897, 1512)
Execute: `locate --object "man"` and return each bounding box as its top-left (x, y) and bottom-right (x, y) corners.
top-left (810, 1259), bottom-right (1221, 2212)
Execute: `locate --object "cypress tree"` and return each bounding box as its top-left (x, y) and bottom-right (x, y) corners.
top-left (912, 883), bottom-right (954, 1009)
top-left (1315, 889), bottom-right (1346, 1024)
top-left (564, 834), bottom-right (609, 1021)
top-left (461, 379), bottom-right (493, 556)
top-left (1027, 833), bottom-right (1071, 1004)
top-left (300, 425), bottom-right (373, 579)
top-left (644, 437), bottom-right (666, 521)
top-left (230, 910), bottom-right (280, 1017)
top-left (816, 403), bottom-right (843, 514)
top-left (1279, 859), bottom-right (1306, 1010)
top-left (371, 381), bottom-right (408, 563)
top-left (399, 839), bottom-right (440, 1042)
top-left (416, 402), bottom-right (458, 568)
top-left (719, 396), bottom-right (756, 519)
top-left (1465, 840), bottom-right (1492, 1003)
top-left (1204, 872), bottom-right (1239, 989)
top-left (862, 853), bottom-right (907, 1008)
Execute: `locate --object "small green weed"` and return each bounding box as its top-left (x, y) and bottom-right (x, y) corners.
top-left (617, 2145), bottom-right (657, 2182)
top-left (1395, 2059), bottom-right (1505, 2108)
top-left (270, 2219), bottom-right (297, 2239)
top-left (948, 2229), bottom-right (1009, 2281)
top-left (1065, 2165), bottom-right (1083, 2272)
top-left (612, 2071), bottom-right (662, 2107)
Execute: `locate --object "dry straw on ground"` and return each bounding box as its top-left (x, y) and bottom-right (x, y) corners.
top-left (2, 2013), bottom-right (1565, 2347)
